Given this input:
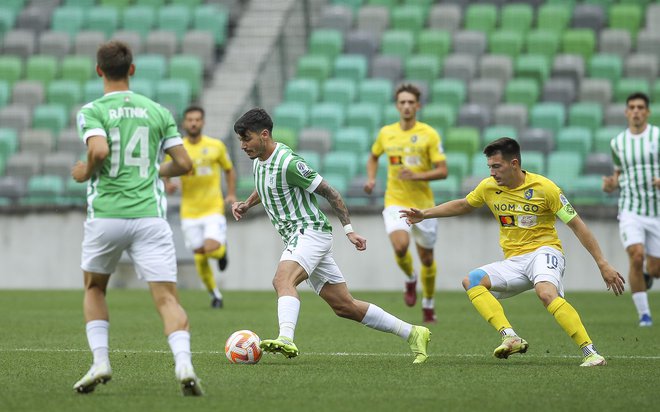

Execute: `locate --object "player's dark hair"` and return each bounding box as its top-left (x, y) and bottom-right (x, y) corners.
top-left (184, 105), bottom-right (205, 118)
top-left (97, 40), bottom-right (132, 81)
top-left (484, 137), bottom-right (521, 164)
top-left (395, 83), bottom-right (421, 102)
top-left (234, 108), bottom-right (273, 137)
top-left (626, 92), bottom-right (650, 108)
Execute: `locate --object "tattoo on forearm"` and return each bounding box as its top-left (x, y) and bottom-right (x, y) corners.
top-left (317, 181), bottom-right (350, 226)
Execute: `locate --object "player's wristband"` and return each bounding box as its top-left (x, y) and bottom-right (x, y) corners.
top-left (343, 224), bottom-right (354, 235)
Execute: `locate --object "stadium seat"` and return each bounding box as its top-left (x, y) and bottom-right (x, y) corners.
top-left (530, 103), bottom-right (565, 134)
top-left (37, 31), bottom-right (72, 59)
top-left (624, 54), bottom-right (658, 84)
top-left (41, 151), bottom-right (74, 180)
top-left (334, 54), bottom-right (368, 82)
top-left (0, 8), bottom-right (15, 40)
top-left (453, 31), bottom-right (486, 57)
top-left (444, 127), bottom-right (479, 157)
top-left (515, 55), bottom-right (550, 85)
top-left (561, 29), bottom-right (596, 61)
top-left (464, 4), bottom-right (497, 34)
top-left (579, 78), bottom-right (613, 106)
top-left (82, 79), bottom-right (102, 102)
top-left (344, 30), bottom-right (380, 59)
top-left (121, 7), bottom-right (155, 41)
top-left (21, 174), bottom-right (64, 205)
top-left (390, 5), bottom-right (425, 35)
top-left (295, 150), bottom-right (321, 172)
top-left (357, 5), bottom-right (388, 34)
top-left (420, 103), bottom-right (456, 131)
top-left (552, 54), bottom-right (585, 87)
top-left (133, 54), bottom-right (167, 83)
top-left (483, 125), bottom-right (517, 144)
top-left (74, 31), bottom-right (106, 58)
top-left (489, 31), bottom-right (523, 59)
top-left (298, 128), bottom-right (331, 154)
top-left (417, 30), bottom-right (450, 64)
top-left (430, 174), bottom-right (460, 203)
top-left (567, 175), bottom-right (612, 206)
top-left (556, 127), bottom-right (593, 158)
top-left (0, 104), bottom-right (31, 131)
top-left (442, 54), bottom-right (477, 82)
top-left (479, 55), bottom-right (512, 85)
top-left (296, 55), bottom-right (332, 82)
top-left (181, 31), bottom-right (214, 72)
top-left (609, 4), bottom-right (642, 37)
top-left (309, 29), bottom-right (343, 60)
top-left (5, 151), bottom-right (41, 179)
top-left (145, 30), bottom-right (177, 58)
top-left (494, 104), bottom-right (528, 131)
top-left (271, 127), bottom-right (298, 150)
top-left (589, 54), bottom-right (622, 82)
top-left (405, 54), bottom-right (440, 84)
top-left (569, 102), bottom-right (603, 131)
top-left (520, 150), bottom-right (546, 174)
top-left (428, 4), bottom-right (461, 32)
top-left (501, 3), bottom-right (533, 34)
top-left (594, 126), bottom-right (623, 153)
top-left (584, 152), bottom-right (613, 176)
top-left (323, 151), bottom-right (359, 181)
top-left (57, 127), bottom-right (85, 155)
top-left (571, 4), bottom-right (606, 32)
top-left (505, 79), bottom-right (539, 108)
top-left (333, 127), bottom-right (370, 153)
top-left (381, 30), bottom-right (415, 59)
top-left (615, 78), bottom-right (650, 102)
top-left (20, 129), bottom-right (54, 155)
top-left (0, 56), bottom-right (23, 88)
top-left (359, 78), bottom-right (392, 104)
top-left (345, 102), bottom-right (381, 137)
top-left (468, 79), bottom-right (503, 107)
top-left (157, 5), bottom-right (191, 40)
top-left (47, 80), bottom-right (81, 112)
top-left (284, 79), bottom-right (320, 106)
top-left (604, 103), bottom-right (627, 127)
top-left (525, 30), bottom-right (561, 60)
top-left (0, 128), bottom-right (19, 159)
top-left (169, 55), bottom-right (203, 98)
top-left (370, 54), bottom-right (402, 83)
top-left (131, 78), bottom-right (155, 99)
top-left (542, 78), bottom-right (576, 105)
top-left (320, 4), bottom-right (354, 34)
top-left (537, 4), bottom-right (570, 33)
top-left (323, 78), bottom-right (357, 106)
top-left (192, 4), bottom-right (228, 47)
top-left (458, 104), bottom-right (491, 130)
top-left (25, 55), bottom-right (58, 86)
top-left (547, 151), bottom-right (584, 188)
top-left (0, 81), bottom-right (10, 108)
top-left (87, 7), bottom-right (119, 38)
top-left (60, 56), bottom-right (93, 86)
top-left (155, 79), bottom-right (191, 119)
top-left (637, 31), bottom-right (660, 63)
top-left (444, 152), bottom-right (469, 182)
top-left (382, 105), bottom-right (399, 125)
top-left (273, 103), bottom-right (308, 133)
top-left (431, 79), bottom-right (465, 110)
top-left (101, 0), bottom-right (132, 9)
top-left (32, 104), bottom-right (68, 134)
top-left (519, 128), bottom-right (555, 154)
top-left (599, 29), bottom-right (631, 58)
top-left (51, 7), bottom-right (86, 38)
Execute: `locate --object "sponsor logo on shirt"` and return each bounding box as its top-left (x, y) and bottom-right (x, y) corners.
top-left (389, 156), bottom-right (402, 165)
top-left (499, 215), bottom-right (516, 227)
top-left (493, 203), bottom-right (540, 213)
top-left (296, 161), bottom-right (313, 178)
top-left (518, 215), bottom-right (537, 228)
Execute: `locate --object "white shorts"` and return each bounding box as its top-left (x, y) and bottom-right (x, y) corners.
top-left (81, 217), bottom-right (177, 282)
top-left (476, 246), bottom-right (566, 299)
top-left (618, 210), bottom-right (660, 256)
top-left (279, 228), bottom-right (345, 294)
top-left (382, 205), bottom-right (438, 249)
top-left (181, 214), bottom-right (227, 250)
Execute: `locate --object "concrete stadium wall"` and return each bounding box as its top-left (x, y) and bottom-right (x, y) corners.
top-left (0, 208), bottom-right (627, 292)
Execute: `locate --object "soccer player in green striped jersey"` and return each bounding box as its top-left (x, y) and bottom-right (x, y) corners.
top-left (71, 41), bottom-right (203, 395)
top-left (232, 108), bottom-right (431, 363)
top-left (603, 92), bottom-right (660, 327)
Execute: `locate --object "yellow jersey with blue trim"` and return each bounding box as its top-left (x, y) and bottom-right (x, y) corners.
top-left (465, 172), bottom-right (578, 258)
top-left (176, 135), bottom-right (233, 219)
top-left (371, 121), bottom-right (446, 209)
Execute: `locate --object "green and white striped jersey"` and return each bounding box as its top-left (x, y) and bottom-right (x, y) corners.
top-left (610, 125), bottom-right (660, 217)
top-left (252, 143), bottom-right (332, 244)
top-left (77, 91), bottom-right (182, 219)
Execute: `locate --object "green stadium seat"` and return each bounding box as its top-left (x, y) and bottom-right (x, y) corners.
top-left (430, 175), bottom-right (460, 203)
top-left (0, 81), bottom-right (9, 108)
top-left (51, 7), bottom-right (86, 38)
top-left (391, 6), bottom-right (425, 34)
top-left (155, 79), bottom-right (191, 119)
top-left (589, 54), bottom-right (623, 82)
top-left (515, 55), bottom-right (550, 85)
top-left (368, 0), bottom-right (397, 11)
top-left (520, 151), bottom-right (546, 175)
top-left (359, 78), bottom-right (392, 104)
top-left (445, 127), bottom-right (480, 157)
top-left (465, 4), bottom-right (497, 34)
top-left (101, 0), bottom-right (132, 8)
top-left (0, 8), bottom-right (16, 40)
top-left (483, 125), bottom-right (517, 144)
top-left (272, 127), bottom-right (298, 150)
top-left (652, 80), bottom-right (660, 103)
top-left (193, 4), bottom-right (228, 47)
top-left (420, 103), bottom-right (455, 131)
top-left (561, 30), bottom-right (596, 61)
top-left (133, 54), bottom-right (167, 82)
top-left (444, 152), bottom-right (469, 181)
top-left (122, 6), bottom-right (155, 39)
top-left (567, 175), bottom-right (611, 206)
top-left (322, 172), bottom-right (349, 195)
top-left (333, 127), bottom-right (370, 153)
top-left (649, 103), bottom-right (660, 128)
top-left (382, 105), bottom-right (399, 125)
top-left (61, 56), bottom-right (93, 86)
top-left (65, 0), bottom-right (96, 8)
top-left (569, 103), bottom-right (603, 131)
top-left (417, 30), bottom-right (451, 63)
top-left (25, 55), bottom-right (58, 86)
top-left (309, 102), bottom-right (346, 132)
top-left (87, 7), bottom-right (119, 38)
top-left (505, 78), bottom-right (539, 108)
top-left (556, 127), bottom-right (593, 158)
top-left (594, 126), bottom-right (623, 153)
top-left (405, 54), bottom-right (440, 84)
top-left (537, 4), bottom-right (570, 33)
top-left (0, 56), bottom-right (22, 87)
top-left (530, 103), bottom-right (565, 134)
top-left (526, 30), bottom-right (561, 60)
top-left (83, 79), bottom-right (103, 103)
top-left (431, 79), bottom-right (465, 110)
top-left (470, 152), bottom-right (487, 177)
top-left (346, 103), bottom-right (382, 137)
top-left (274, 103), bottom-right (309, 133)
top-left (501, 4), bottom-right (533, 34)
top-left (489, 31), bottom-right (523, 59)
top-left (0, 128), bottom-right (18, 161)
top-left (295, 150), bottom-right (321, 172)
top-left (235, 176), bottom-right (255, 199)
top-left (47, 80), bottom-right (82, 112)
top-left (285, 79), bottom-right (320, 106)
top-left (334, 55), bottom-right (368, 82)
top-left (22, 175), bottom-right (64, 205)
top-left (134, 0), bottom-right (165, 8)
top-left (157, 5), bottom-right (191, 40)
top-left (381, 30), bottom-right (415, 59)
top-left (615, 78), bottom-right (650, 102)
top-left (547, 151), bottom-right (584, 188)
top-left (309, 29), bottom-right (343, 60)
top-left (131, 78), bottom-right (155, 99)
top-left (608, 4), bottom-right (642, 37)
top-left (332, 0), bottom-right (364, 15)
top-left (32, 104), bottom-right (68, 134)
top-left (323, 78), bottom-right (357, 107)
top-left (169, 55), bottom-right (203, 98)
top-left (323, 151), bottom-right (359, 180)
top-left (296, 55), bottom-right (332, 82)
top-left (170, 0), bottom-right (203, 8)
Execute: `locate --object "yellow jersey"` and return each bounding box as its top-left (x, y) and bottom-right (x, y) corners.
top-left (372, 121), bottom-right (446, 209)
top-left (175, 135), bottom-right (233, 219)
top-left (465, 172), bottom-right (578, 258)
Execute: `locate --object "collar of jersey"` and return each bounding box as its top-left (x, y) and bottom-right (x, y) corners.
top-left (103, 90), bottom-right (134, 97)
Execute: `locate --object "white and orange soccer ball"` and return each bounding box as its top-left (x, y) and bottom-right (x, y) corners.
top-left (225, 330), bottom-right (262, 364)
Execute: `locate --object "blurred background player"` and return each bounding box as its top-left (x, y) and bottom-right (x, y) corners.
top-left (72, 40), bottom-right (202, 395)
top-left (401, 137), bottom-right (625, 367)
top-left (603, 92), bottom-right (660, 327)
top-left (165, 105), bottom-right (236, 309)
top-left (363, 83), bottom-right (447, 323)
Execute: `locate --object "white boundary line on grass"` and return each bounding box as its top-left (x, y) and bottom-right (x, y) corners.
top-left (2, 347), bottom-right (660, 360)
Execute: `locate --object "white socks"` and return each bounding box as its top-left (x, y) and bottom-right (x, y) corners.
top-left (277, 296), bottom-right (300, 340)
top-left (86, 320), bottom-right (109, 365)
top-left (632, 292), bottom-right (651, 317)
top-left (422, 298), bottom-right (434, 309)
top-left (168, 330), bottom-right (192, 369)
top-left (361, 304), bottom-right (412, 339)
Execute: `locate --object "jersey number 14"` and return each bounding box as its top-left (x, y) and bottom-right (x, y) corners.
top-left (108, 126), bottom-right (150, 178)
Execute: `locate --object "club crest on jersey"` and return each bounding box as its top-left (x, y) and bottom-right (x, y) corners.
top-left (267, 174), bottom-right (276, 188)
top-left (524, 189), bottom-right (533, 200)
top-left (411, 135), bottom-right (418, 143)
top-left (202, 148), bottom-right (209, 155)
top-left (296, 161), bottom-right (313, 177)
top-left (499, 215), bottom-right (516, 227)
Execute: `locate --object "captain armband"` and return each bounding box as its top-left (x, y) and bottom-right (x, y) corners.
top-left (556, 203), bottom-right (577, 224)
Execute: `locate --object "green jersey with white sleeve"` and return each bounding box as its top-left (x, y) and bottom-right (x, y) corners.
top-left (253, 143), bottom-right (332, 244)
top-left (77, 91), bottom-right (183, 219)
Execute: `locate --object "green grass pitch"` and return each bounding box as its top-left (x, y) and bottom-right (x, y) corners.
top-left (1, 290), bottom-right (659, 412)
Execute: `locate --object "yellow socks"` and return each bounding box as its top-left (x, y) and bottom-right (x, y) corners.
top-left (547, 297), bottom-right (592, 349)
top-left (467, 286), bottom-right (512, 333)
top-left (194, 253), bottom-right (218, 294)
top-left (421, 261), bottom-right (436, 299)
top-left (395, 251), bottom-right (414, 278)
top-left (205, 244), bottom-right (226, 260)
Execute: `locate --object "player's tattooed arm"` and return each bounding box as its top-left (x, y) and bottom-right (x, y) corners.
top-left (315, 180), bottom-right (351, 226)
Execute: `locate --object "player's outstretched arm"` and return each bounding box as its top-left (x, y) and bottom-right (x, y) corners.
top-left (232, 190), bottom-right (261, 221)
top-left (160, 144), bottom-right (192, 177)
top-left (566, 215), bottom-right (625, 295)
top-left (72, 135), bottom-right (109, 182)
top-left (400, 198), bottom-right (476, 224)
top-left (315, 179), bottom-right (366, 251)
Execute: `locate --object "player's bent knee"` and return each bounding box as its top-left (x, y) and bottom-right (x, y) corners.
top-left (467, 269), bottom-right (487, 289)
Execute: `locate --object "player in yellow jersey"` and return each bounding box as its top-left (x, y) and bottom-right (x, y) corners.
top-left (165, 106), bottom-right (236, 308)
top-left (400, 137), bottom-right (626, 366)
top-left (364, 83), bottom-right (447, 323)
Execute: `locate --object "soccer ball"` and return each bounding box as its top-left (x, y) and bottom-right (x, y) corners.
top-left (225, 330), bottom-right (262, 364)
